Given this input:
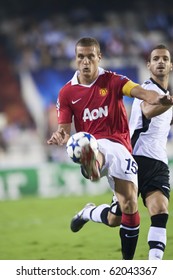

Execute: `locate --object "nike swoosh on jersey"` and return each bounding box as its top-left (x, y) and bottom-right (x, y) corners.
top-left (72, 98), bottom-right (82, 104)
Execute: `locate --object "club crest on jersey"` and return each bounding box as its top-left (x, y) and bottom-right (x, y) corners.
top-left (99, 88), bottom-right (108, 97)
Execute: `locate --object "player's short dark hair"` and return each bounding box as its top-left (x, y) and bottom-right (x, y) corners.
top-left (147, 44), bottom-right (172, 62)
top-left (75, 37), bottom-right (101, 54)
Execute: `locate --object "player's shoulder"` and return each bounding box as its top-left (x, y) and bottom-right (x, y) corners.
top-left (141, 79), bottom-right (155, 90)
top-left (59, 79), bottom-right (73, 94)
top-left (100, 69), bottom-right (115, 79)
top-left (143, 79), bottom-right (152, 85)
top-left (103, 70), bottom-right (130, 84)
top-left (104, 69), bottom-right (127, 78)
top-left (142, 79), bottom-right (166, 96)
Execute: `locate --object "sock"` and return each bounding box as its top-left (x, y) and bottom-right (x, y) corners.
top-left (82, 197), bottom-right (122, 225)
top-left (83, 200), bottom-right (122, 226)
top-left (148, 213), bottom-right (168, 260)
top-left (82, 204), bottom-right (110, 224)
top-left (120, 211), bottom-right (140, 260)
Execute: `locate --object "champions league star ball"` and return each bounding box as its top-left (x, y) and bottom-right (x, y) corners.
top-left (66, 132), bottom-right (98, 164)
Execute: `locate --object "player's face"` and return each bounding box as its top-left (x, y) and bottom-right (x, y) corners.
top-left (75, 45), bottom-right (101, 83)
top-left (147, 49), bottom-right (172, 78)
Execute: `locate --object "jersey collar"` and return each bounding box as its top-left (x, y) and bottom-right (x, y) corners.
top-left (150, 78), bottom-right (168, 94)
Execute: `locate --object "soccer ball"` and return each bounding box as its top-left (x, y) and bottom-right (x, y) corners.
top-left (66, 132), bottom-right (98, 164)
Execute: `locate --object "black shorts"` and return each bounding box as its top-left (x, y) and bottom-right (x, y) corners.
top-left (133, 155), bottom-right (170, 205)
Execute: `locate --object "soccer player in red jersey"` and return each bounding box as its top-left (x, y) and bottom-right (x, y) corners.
top-left (47, 37), bottom-right (173, 259)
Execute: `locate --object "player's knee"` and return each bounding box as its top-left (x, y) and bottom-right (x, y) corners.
top-left (157, 204), bottom-right (168, 214)
top-left (121, 197), bottom-right (138, 214)
top-left (146, 191), bottom-right (169, 216)
top-left (147, 200), bottom-right (168, 216)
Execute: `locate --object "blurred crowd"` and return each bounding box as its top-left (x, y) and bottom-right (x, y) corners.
top-left (0, 1), bottom-right (173, 166)
top-left (1, 4), bottom-right (173, 71)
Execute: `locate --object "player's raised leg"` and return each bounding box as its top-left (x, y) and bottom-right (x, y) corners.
top-left (70, 195), bottom-right (122, 232)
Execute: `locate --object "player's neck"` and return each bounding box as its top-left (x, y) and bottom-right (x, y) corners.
top-left (77, 76), bottom-right (93, 85)
top-left (151, 75), bottom-right (169, 90)
top-left (77, 70), bottom-right (99, 85)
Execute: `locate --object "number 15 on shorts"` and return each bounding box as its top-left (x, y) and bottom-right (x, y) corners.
top-left (125, 158), bottom-right (138, 174)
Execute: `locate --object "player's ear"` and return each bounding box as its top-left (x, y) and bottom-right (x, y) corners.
top-left (98, 53), bottom-right (102, 60)
top-left (147, 61), bottom-right (150, 70)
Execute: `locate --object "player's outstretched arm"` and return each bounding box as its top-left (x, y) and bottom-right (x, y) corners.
top-left (141, 101), bottom-right (172, 119)
top-left (47, 123), bottom-right (71, 146)
top-left (131, 85), bottom-right (173, 105)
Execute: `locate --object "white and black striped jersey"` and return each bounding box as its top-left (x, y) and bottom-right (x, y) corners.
top-left (129, 78), bottom-right (173, 164)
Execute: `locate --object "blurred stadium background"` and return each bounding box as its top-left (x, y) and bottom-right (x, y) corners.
top-left (0, 0), bottom-right (173, 200)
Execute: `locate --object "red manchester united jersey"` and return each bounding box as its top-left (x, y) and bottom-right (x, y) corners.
top-left (56, 68), bottom-right (135, 153)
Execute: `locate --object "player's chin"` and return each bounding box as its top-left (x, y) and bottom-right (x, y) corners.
top-left (156, 69), bottom-right (165, 75)
top-left (82, 68), bottom-right (90, 74)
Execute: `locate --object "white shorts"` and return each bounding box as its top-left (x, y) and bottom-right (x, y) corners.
top-left (97, 139), bottom-right (138, 191)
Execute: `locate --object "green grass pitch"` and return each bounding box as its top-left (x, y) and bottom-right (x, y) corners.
top-left (0, 191), bottom-right (172, 260)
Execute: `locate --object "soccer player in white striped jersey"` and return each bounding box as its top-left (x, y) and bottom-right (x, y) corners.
top-left (67, 44), bottom-right (173, 260)
top-left (129, 44), bottom-right (173, 259)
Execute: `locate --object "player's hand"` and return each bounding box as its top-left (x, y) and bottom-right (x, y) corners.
top-left (159, 95), bottom-right (173, 105)
top-left (47, 128), bottom-right (70, 146)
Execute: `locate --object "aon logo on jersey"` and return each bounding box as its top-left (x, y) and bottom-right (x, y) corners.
top-left (83, 105), bottom-right (108, 122)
